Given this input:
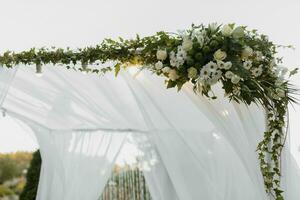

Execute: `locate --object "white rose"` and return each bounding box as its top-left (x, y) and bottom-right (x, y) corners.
top-left (222, 24), bottom-right (233, 36)
top-left (243, 60), bottom-right (252, 70)
top-left (214, 49), bottom-right (227, 61)
top-left (217, 61), bottom-right (225, 69)
top-left (156, 49), bottom-right (168, 60)
top-left (232, 26), bottom-right (245, 38)
top-left (187, 67), bottom-right (198, 79)
top-left (241, 46), bottom-right (253, 59)
top-left (231, 75), bottom-right (241, 84)
top-left (162, 67), bottom-right (171, 74)
top-left (168, 69), bottom-right (179, 81)
top-left (155, 61), bottom-right (163, 70)
top-left (224, 61), bottom-right (232, 70)
top-left (225, 71), bottom-right (234, 79)
top-left (182, 38), bottom-right (193, 51)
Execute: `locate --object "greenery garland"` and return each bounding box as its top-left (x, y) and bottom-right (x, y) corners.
top-left (0, 23), bottom-right (298, 199)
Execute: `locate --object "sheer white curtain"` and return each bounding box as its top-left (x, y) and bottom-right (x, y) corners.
top-left (10, 115), bottom-right (128, 200)
top-left (1, 65), bottom-right (146, 200)
top-left (1, 65), bottom-right (300, 200)
top-left (0, 66), bottom-right (17, 106)
top-left (123, 70), bottom-right (300, 200)
top-left (132, 133), bottom-right (180, 200)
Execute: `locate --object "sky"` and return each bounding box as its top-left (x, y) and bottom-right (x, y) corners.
top-left (0, 0), bottom-right (300, 166)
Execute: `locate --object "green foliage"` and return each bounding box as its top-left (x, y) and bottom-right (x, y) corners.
top-left (0, 152), bottom-right (32, 184)
top-left (0, 157), bottom-right (18, 184)
top-left (0, 185), bottom-right (13, 197)
top-left (20, 151), bottom-right (41, 200)
top-left (0, 23), bottom-right (298, 199)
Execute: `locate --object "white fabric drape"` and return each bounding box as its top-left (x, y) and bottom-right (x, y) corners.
top-left (123, 70), bottom-right (299, 200)
top-left (0, 66), bottom-right (17, 106)
top-left (132, 133), bottom-right (180, 200)
top-left (0, 65), bottom-right (299, 200)
top-left (19, 118), bottom-right (127, 200)
top-left (281, 132), bottom-right (300, 199)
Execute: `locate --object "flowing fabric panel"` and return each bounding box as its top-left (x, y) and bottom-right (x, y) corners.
top-left (281, 133), bottom-right (300, 199)
top-left (123, 70), bottom-right (269, 200)
top-left (8, 115), bottom-right (128, 200)
top-left (1, 65), bottom-right (300, 200)
top-left (183, 84), bottom-right (268, 198)
top-left (131, 133), bottom-right (180, 200)
top-left (2, 65), bottom-right (147, 131)
top-left (0, 66), bottom-right (18, 106)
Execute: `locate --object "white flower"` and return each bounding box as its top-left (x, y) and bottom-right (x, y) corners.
top-left (156, 49), bottom-right (167, 60)
top-left (232, 26), bottom-right (244, 38)
top-left (168, 69), bottom-right (179, 81)
top-left (224, 61), bottom-right (232, 70)
top-left (213, 49), bottom-right (227, 61)
top-left (252, 65), bottom-right (263, 77)
top-left (176, 46), bottom-right (187, 60)
top-left (222, 24), bottom-right (233, 36)
top-left (187, 67), bottom-right (198, 79)
top-left (192, 29), bottom-right (207, 47)
top-left (175, 57), bottom-right (185, 67)
top-left (255, 51), bottom-right (263, 61)
top-left (208, 23), bottom-right (218, 32)
top-left (276, 88), bottom-right (285, 98)
top-left (155, 61), bottom-right (163, 70)
top-left (200, 66), bottom-right (211, 79)
top-left (241, 46), bottom-right (253, 59)
top-left (196, 35), bottom-right (205, 47)
top-left (170, 59), bottom-right (177, 67)
top-left (217, 61), bottom-right (225, 69)
top-left (169, 51), bottom-right (176, 59)
top-left (243, 60), bottom-right (252, 70)
top-left (213, 70), bottom-right (222, 80)
top-left (206, 61), bottom-right (218, 73)
top-left (162, 67), bottom-right (171, 73)
top-left (182, 38), bottom-right (193, 51)
top-left (231, 75), bottom-right (241, 84)
top-left (167, 46), bottom-right (187, 68)
top-left (169, 51), bottom-right (179, 67)
top-left (225, 71), bottom-right (234, 79)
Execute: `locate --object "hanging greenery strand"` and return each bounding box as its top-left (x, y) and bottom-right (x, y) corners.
top-left (0, 23), bottom-right (298, 200)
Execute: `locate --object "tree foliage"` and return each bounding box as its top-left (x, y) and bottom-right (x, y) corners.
top-left (19, 151), bottom-right (41, 200)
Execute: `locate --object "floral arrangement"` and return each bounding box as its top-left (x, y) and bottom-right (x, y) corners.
top-left (0, 23), bottom-right (298, 199)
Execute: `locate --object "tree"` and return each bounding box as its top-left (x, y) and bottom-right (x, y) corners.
top-left (0, 152), bottom-right (32, 184)
top-left (19, 151), bottom-right (41, 200)
top-left (0, 156), bottom-right (19, 184)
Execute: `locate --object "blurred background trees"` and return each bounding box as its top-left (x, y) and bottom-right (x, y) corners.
top-left (1, 150), bottom-right (152, 200)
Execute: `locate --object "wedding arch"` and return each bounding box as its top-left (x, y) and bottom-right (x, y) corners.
top-left (0, 23), bottom-right (299, 200)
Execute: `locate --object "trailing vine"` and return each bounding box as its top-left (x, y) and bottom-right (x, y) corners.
top-left (0, 23), bottom-right (298, 199)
